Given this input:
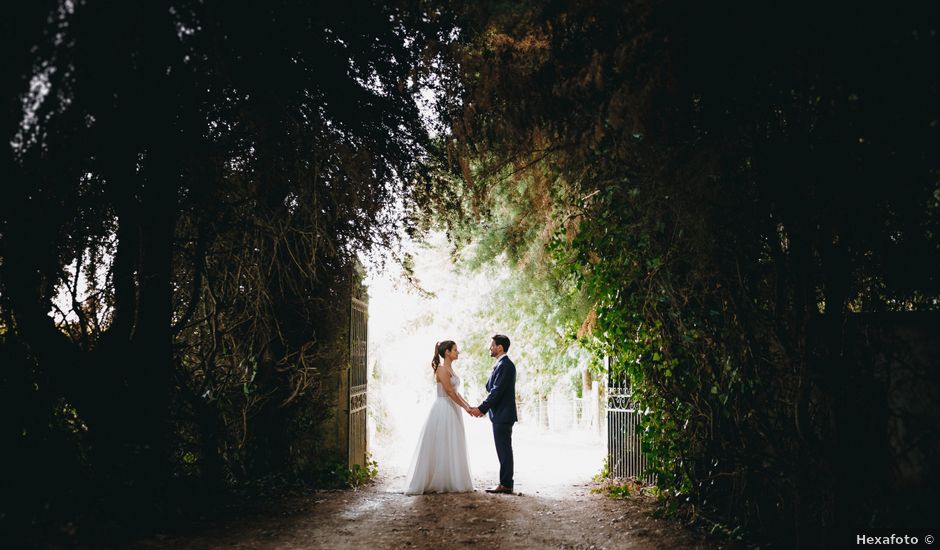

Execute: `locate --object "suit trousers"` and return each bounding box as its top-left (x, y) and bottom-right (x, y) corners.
top-left (492, 422), bottom-right (514, 488)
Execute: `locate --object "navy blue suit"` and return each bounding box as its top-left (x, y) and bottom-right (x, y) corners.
top-left (478, 355), bottom-right (517, 488)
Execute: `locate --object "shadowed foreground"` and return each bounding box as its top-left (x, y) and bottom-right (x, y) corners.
top-left (132, 425), bottom-right (722, 549)
top-left (132, 475), bottom-right (721, 549)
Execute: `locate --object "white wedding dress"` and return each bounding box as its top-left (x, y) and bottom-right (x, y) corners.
top-left (403, 372), bottom-right (474, 494)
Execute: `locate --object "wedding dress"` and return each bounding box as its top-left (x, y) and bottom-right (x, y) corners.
top-left (403, 372), bottom-right (474, 494)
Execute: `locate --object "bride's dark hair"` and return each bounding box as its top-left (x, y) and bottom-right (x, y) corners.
top-left (431, 340), bottom-right (456, 372)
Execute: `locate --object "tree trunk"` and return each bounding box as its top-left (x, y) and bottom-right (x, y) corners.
top-left (130, 149), bottom-right (177, 498)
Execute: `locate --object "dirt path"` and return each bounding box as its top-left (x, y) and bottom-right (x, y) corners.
top-left (130, 426), bottom-right (725, 549)
top-left (132, 473), bottom-right (723, 549)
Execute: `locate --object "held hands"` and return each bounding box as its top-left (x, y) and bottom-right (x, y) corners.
top-left (467, 407), bottom-right (484, 418)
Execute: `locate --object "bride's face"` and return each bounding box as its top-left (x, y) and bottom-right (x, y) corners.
top-left (445, 345), bottom-right (459, 361)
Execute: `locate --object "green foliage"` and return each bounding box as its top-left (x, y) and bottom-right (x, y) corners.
top-left (593, 455), bottom-right (610, 482)
top-left (324, 454), bottom-right (379, 489)
top-left (421, 157), bottom-right (595, 395)
top-left (591, 477), bottom-right (650, 500)
top-left (431, 0), bottom-right (940, 545)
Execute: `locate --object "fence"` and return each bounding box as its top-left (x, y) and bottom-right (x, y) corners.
top-left (607, 376), bottom-right (654, 483)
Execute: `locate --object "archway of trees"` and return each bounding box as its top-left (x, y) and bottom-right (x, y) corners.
top-left (2, 2), bottom-right (937, 547)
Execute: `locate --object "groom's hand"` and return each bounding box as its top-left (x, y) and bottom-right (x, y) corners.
top-left (469, 407), bottom-right (483, 417)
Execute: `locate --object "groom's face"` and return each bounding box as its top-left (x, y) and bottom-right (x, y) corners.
top-left (489, 340), bottom-right (502, 357)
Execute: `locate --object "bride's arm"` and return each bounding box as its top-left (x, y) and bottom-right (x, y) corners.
top-left (436, 368), bottom-right (472, 410)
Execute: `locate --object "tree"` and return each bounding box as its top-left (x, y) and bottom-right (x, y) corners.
top-left (432, 0), bottom-right (940, 544)
top-left (0, 0), bottom-right (455, 534)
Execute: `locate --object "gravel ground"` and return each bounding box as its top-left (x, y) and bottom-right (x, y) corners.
top-left (131, 475), bottom-right (724, 549)
top-left (131, 425), bottom-right (726, 549)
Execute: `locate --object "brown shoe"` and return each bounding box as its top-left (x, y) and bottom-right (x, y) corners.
top-left (485, 485), bottom-right (513, 494)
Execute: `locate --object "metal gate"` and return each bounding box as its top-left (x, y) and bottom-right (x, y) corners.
top-left (348, 296), bottom-right (368, 469)
top-left (607, 375), bottom-right (654, 483)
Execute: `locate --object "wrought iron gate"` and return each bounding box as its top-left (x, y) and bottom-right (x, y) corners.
top-left (607, 375), bottom-right (654, 483)
top-left (348, 296), bottom-right (368, 469)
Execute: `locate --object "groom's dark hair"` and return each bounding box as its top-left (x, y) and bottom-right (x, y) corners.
top-left (492, 334), bottom-right (510, 353)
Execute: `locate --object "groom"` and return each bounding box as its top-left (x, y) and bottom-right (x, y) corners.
top-left (469, 334), bottom-right (517, 494)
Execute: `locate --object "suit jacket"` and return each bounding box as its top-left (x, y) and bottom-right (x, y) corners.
top-left (478, 355), bottom-right (518, 424)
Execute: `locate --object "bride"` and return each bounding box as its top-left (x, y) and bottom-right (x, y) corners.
top-left (403, 340), bottom-right (474, 494)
